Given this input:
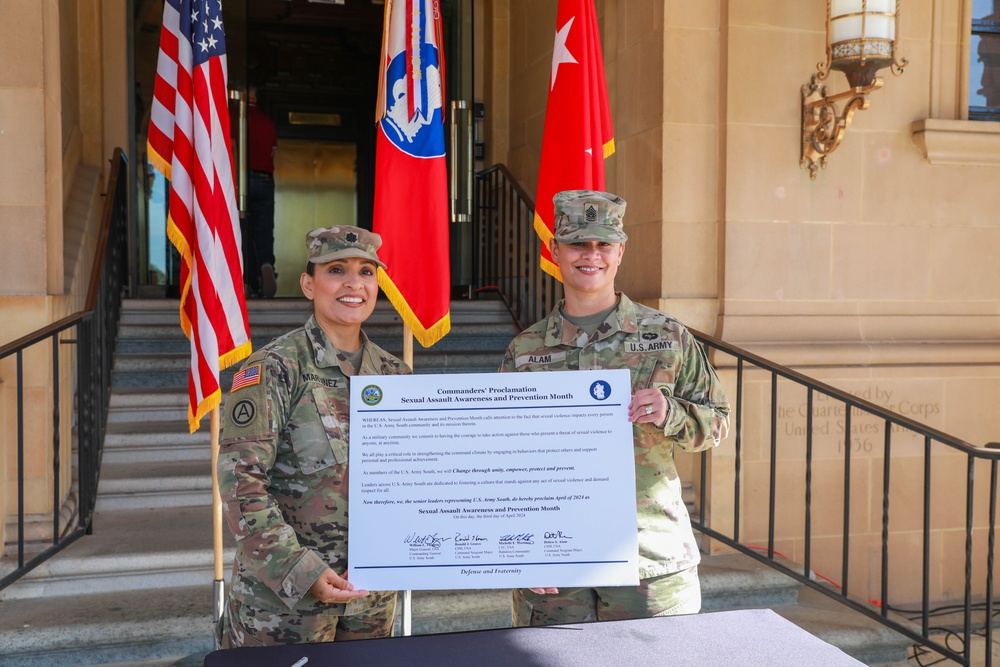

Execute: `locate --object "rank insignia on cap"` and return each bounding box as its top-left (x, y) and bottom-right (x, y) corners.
top-left (551, 190), bottom-right (629, 243)
top-left (345, 232), bottom-right (358, 243)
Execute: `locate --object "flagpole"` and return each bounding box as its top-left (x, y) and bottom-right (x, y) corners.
top-left (210, 406), bottom-right (226, 633)
top-left (376, 0), bottom-right (451, 636)
top-left (401, 324), bottom-right (414, 636)
top-left (403, 323), bottom-right (414, 368)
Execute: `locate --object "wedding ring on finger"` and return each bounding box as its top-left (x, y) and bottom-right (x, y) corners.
top-left (644, 405), bottom-right (653, 416)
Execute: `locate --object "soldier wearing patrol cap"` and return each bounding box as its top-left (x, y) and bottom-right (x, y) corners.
top-left (216, 225), bottom-right (409, 647)
top-left (500, 190), bottom-right (730, 625)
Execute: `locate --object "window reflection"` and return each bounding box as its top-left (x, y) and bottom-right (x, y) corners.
top-left (971, 0), bottom-right (1000, 118)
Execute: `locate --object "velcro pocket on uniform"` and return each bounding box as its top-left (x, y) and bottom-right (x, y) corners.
top-left (311, 386), bottom-right (349, 464)
top-left (631, 349), bottom-right (660, 390)
top-left (286, 388), bottom-right (348, 473)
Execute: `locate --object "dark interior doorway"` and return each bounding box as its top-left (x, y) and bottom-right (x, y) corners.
top-left (131, 0), bottom-right (472, 296)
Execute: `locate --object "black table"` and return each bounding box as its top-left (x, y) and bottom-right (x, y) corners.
top-left (203, 608), bottom-right (864, 666)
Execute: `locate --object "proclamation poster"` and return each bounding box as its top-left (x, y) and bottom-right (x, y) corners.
top-left (347, 369), bottom-right (639, 591)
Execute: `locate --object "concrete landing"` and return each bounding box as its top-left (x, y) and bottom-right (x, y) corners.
top-left (0, 586), bottom-right (213, 667)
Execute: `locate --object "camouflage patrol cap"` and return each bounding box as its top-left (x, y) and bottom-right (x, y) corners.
top-left (553, 190), bottom-right (628, 243)
top-left (305, 226), bottom-right (386, 269)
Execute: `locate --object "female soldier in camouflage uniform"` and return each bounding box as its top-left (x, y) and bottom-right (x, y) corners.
top-left (500, 190), bottom-right (730, 625)
top-left (216, 226), bottom-right (409, 647)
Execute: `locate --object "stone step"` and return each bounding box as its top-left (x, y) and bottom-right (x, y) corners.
top-left (102, 438), bottom-right (209, 460)
top-left (406, 589), bottom-right (511, 636)
top-left (111, 298), bottom-right (516, 391)
top-left (111, 352), bottom-right (505, 390)
top-left (96, 460), bottom-right (214, 511)
top-left (107, 391), bottom-right (191, 425)
top-left (0, 585), bottom-right (215, 667)
top-left (773, 589), bottom-right (916, 666)
top-left (110, 351), bottom-right (505, 372)
top-left (102, 421), bottom-right (209, 464)
top-left (698, 551), bottom-right (802, 610)
top-left (115, 331), bottom-right (515, 355)
top-left (117, 317), bottom-right (516, 336)
top-left (701, 552), bottom-right (915, 666)
top-left (119, 298), bottom-right (517, 328)
top-left (0, 506), bottom-right (234, 602)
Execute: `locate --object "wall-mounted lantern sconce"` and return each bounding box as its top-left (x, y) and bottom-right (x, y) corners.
top-left (800, 0), bottom-right (908, 179)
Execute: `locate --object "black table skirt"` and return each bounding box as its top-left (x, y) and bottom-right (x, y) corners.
top-left (203, 608), bottom-right (864, 667)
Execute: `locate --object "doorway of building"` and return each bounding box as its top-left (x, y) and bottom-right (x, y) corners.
top-left (130, 0), bottom-right (474, 298)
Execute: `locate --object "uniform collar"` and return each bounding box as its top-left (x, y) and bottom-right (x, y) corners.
top-left (544, 293), bottom-right (639, 347)
top-left (304, 314), bottom-right (376, 373)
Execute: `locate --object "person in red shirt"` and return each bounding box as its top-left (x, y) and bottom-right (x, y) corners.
top-left (244, 85), bottom-right (279, 297)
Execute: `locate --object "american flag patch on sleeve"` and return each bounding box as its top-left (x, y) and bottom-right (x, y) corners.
top-left (231, 364), bottom-right (262, 392)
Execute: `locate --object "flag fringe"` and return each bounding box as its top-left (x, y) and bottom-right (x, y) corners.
top-left (166, 214), bottom-right (195, 338)
top-left (603, 137), bottom-right (616, 159)
top-left (540, 256), bottom-right (562, 282)
top-left (168, 210), bottom-right (252, 433)
top-left (533, 213), bottom-right (563, 282)
top-left (188, 388), bottom-right (222, 434)
top-left (220, 341), bottom-right (253, 373)
top-left (377, 268), bottom-right (451, 349)
top-left (187, 341), bottom-right (252, 433)
top-left (147, 143), bottom-right (173, 182)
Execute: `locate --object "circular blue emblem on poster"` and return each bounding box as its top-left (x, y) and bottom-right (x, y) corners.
top-left (380, 46), bottom-right (446, 158)
top-left (362, 384), bottom-right (384, 406)
top-left (589, 381), bottom-right (611, 401)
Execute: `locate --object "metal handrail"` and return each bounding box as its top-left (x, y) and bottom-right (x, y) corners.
top-left (0, 148), bottom-right (128, 591)
top-left (692, 328), bottom-right (999, 667)
top-left (472, 164), bottom-right (560, 330)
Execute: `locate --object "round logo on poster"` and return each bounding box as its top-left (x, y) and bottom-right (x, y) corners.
top-left (362, 385), bottom-right (384, 406)
top-left (590, 381), bottom-right (611, 401)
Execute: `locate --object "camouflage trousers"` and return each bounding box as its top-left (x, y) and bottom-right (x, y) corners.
top-left (512, 566), bottom-right (700, 626)
top-left (217, 590), bottom-right (397, 648)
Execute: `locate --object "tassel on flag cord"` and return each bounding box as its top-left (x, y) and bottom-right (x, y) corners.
top-left (534, 0), bottom-right (615, 281)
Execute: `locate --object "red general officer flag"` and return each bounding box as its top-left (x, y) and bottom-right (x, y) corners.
top-left (373, 0), bottom-right (451, 347)
top-left (147, 0), bottom-right (251, 432)
top-left (534, 0), bottom-right (615, 281)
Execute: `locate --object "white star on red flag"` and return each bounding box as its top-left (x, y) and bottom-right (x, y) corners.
top-left (551, 16), bottom-right (578, 90)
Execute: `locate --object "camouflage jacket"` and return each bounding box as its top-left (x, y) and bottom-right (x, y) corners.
top-left (499, 294), bottom-right (729, 578)
top-left (218, 315), bottom-right (410, 614)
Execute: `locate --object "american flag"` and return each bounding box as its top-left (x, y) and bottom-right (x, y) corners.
top-left (147, 0), bottom-right (251, 432)
top-left (230, 364), bottom-right (261, 392)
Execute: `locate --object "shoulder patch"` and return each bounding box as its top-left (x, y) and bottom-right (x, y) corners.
top-left (231, 363), bottom-right (263, 392)
top-left (221, 383), bottom-right (271, 441)
top-left (230, 399), bottom-right (257, 427)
